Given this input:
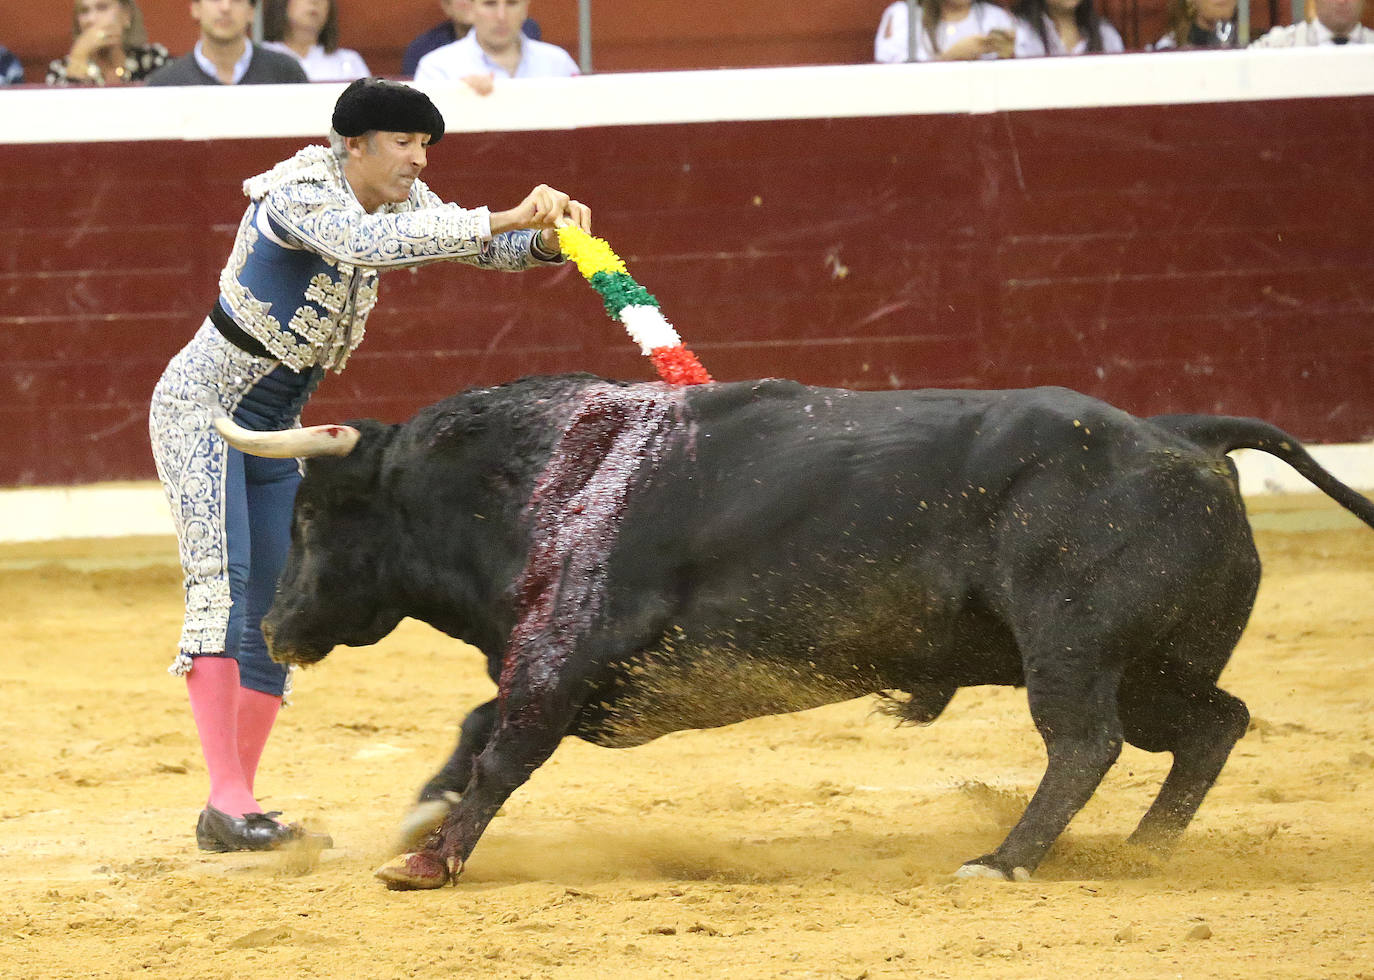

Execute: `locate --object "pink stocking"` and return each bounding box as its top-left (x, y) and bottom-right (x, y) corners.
top-left (185, 656), bottom-right (260, 818)
top-left (236, 687), bottom-right (282, 799)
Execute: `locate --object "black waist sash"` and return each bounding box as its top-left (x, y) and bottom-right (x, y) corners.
top-left (209, 303), bottom-right (273, 360)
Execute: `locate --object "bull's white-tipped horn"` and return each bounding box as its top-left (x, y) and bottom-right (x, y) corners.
top-left (213, 414), bottom-right (360, 459)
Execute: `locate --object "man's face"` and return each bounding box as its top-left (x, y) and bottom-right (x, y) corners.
top-left (191, 0), bottom-right (255, 44)
top-left (1315, 0), bottom-right (1363, 34)
top-left (471, 0), bottom-right (530, 52)
top-left (344, 132), bottom-right (431, 211)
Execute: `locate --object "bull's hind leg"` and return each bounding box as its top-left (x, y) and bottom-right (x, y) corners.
top-left (957, 655), bottom-right (1126, 881)
top-left (1120, 538), bottom-right (1257, 854)
top-left (1119, 662), bottom-right (1250, 853)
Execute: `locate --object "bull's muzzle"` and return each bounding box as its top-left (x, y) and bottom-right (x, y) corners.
top-left (261, 618), bottom-right (331, 667)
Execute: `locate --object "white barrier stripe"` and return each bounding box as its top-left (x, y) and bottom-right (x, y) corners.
top-left (1, 445), bottom-right (1372, 542)
top-left (2, 50), bottom-right (1373, 146)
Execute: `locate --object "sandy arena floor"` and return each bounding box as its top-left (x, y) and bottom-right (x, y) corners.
top-left (0, 493), bottom-right (1372, 979)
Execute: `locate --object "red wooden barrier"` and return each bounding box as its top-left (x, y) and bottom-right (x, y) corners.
top-left (1, 62), bottom-right (1371, 486)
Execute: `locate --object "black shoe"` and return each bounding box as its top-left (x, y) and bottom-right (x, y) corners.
top-left (195, 805), bottom-right (333, 853)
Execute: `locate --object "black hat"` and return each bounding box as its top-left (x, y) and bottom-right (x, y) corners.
top-left (332, 78), bottom-right (445, 145)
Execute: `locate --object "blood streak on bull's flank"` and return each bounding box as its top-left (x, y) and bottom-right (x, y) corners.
top-left (497, 227), bottom-right (711, 718)
top-left (498, 385), bottom-right (686, 716)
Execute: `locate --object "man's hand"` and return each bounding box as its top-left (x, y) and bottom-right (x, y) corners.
top-left (491, 185), bottom-right (591, 253)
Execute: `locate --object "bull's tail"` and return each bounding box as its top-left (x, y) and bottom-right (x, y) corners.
top-left (1151, 414), bottom-right (1374, 531)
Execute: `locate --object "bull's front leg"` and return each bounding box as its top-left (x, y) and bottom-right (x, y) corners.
top-left (376, 685), bottom-right (573, 890)
top-left (394, 698), bottom-right (502, 853)
top-left (417, 697), bottom-right (501, 802)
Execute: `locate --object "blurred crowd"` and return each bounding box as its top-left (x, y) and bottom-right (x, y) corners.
top-left (0, 0), bottom-right (1368, 90)
top-left (3, 0), bottom-right (574, 89)
top-left (876, 0), bottom-right (1366, 60)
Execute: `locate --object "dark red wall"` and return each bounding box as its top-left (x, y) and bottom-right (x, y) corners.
top-left (2, 96), bottom-right (1372, 486)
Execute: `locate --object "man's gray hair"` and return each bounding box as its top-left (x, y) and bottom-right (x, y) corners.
top-left (327, 128), bottom-right (349, 163)
top-left (328, 127), bottom-right (376, 162)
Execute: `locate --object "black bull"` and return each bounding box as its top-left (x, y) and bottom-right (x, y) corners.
top-left (228, 374), bottom-right (1374, 890)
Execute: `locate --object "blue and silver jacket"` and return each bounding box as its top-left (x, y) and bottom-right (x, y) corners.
top-left (218, 144), bottom-right (556, 373)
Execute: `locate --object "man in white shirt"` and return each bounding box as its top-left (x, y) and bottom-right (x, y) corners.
top-left (1250, 0), bottom-right (1370, 45)
top-left (415, 0), bottom-right (578, 82)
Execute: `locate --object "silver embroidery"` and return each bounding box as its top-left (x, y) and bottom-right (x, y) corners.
top-left (219, 215), bottom-right (278, 333)
top-left (303, 271), bottom-right (348, 312)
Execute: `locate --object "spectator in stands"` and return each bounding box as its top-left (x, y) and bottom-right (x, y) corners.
top-left (145, 0), bottom-right (307, 85)
top-left (1013, 0), bottom-right (1125, 54)
top-left (0, 47), bottom-right (23, 85)
top-left (403, 0), bottom-right (542, 77)
top-left (415, 0), bottom-right (576, 82)
top-left (261, 0), bottom-right (369, 80)
top-left (47, 0), bottom-right (169, 86)
top-left (1151, 0), bottom-right (1240, 48)
top-left (875, 0), bottom-right (1017, 62)
top-left (1250, 0), bottom-right (1370, 44)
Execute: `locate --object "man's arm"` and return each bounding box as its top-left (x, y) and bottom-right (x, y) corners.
top-left (265, 182), bottom-right (491, 268)
top-left (265, 181), bottom-right (589, 271)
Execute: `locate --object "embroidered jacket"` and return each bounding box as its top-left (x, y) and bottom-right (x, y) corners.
top-left (219, 144), bottom-right (556, 372)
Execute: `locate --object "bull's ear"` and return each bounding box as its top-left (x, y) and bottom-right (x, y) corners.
top-left (299, 418), bottom-right (396, 494)
top-left (342, 417), bottom-right (394, 444)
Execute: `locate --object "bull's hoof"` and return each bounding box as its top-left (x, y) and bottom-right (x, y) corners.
top-left (374, 850), bottom-right (460, 890)
top-left (395, 792), bottom-right (459, 854)
top-left (955, 861), bottom-right (1031, 882)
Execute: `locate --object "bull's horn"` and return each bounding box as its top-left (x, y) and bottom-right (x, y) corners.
top-left (213, 414), bottom-right (360, 458)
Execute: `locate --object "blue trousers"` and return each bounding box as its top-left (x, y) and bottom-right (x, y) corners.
top-left (223, 448), bottom-right (300, 696)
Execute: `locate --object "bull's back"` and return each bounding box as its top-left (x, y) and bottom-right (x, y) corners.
top-left (649, 381), bottom-right (1193, 564)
